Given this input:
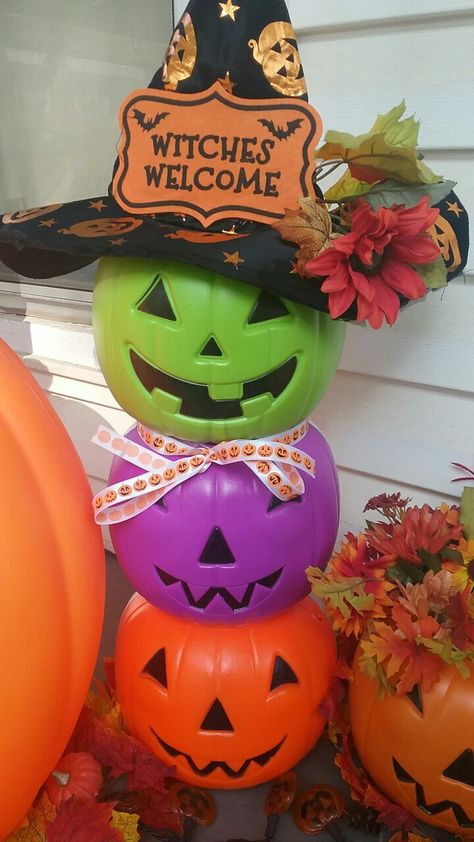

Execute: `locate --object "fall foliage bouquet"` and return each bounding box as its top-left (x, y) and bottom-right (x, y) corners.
top-left (308, 473), bottom-right (474, 835)
top-left (276, 102), bottom-right (465, 329)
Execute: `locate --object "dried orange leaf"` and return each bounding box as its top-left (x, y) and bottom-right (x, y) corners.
top-left (274, 197), bottom-right (332, 275)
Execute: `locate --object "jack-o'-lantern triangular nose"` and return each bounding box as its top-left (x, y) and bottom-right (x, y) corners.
top-left (200, 527), bottom-right (235, 565)
top-left (200, 336), bottom-right (223, 357)
top-left (201, 698), bottom-right (234, 732)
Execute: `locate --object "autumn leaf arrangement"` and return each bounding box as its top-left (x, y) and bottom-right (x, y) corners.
top-left (6, 661), bottom-right (180, 842)
top-left (275, 102), bottom-right (455, 328)
top-left (308, 472), bottom-right (474, 834)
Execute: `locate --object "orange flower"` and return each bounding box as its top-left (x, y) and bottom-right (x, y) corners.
top-left (367, 504), bottom-right (463, 566)
top-left (314, 533), bottom-right (395, 638)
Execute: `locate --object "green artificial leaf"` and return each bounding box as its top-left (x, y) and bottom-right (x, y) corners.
top-left (309, 573), bottom-right (374, 617)
top-left (358, 652), bottom-right (394, 697)
top-left (318, 133), bottom-right (440, 186)
top-left (387, 559), bottom-right (425, 585)
top-left (370, 101), bottom-right (420, 148)
top-left (415, 257), bottom-right (448, 290)
top-left (441, 547), bottom-right (465, 564)
top-left (362, 179), bottom-right (456, 211)
top-left (317, 101), bottom-right (442, 196)
top-left (325, 172), bottom-right (374, 202)
top-left (461, 487), bottom-right (474, 540)
top-left (420, 638), bottom-right (474, 677)
top-left (419, 548), bottom-right (443, 571)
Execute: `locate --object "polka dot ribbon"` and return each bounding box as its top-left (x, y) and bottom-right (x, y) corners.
top-left (92, 421), bottom-right (315, 526)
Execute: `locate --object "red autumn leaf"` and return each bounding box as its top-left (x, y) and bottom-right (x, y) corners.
top-left (139, 789), bottom-right (182, 834)
top-left (127, 751), bottom-right (172, 793)
top-left (364, 784), bottom-right (417, 831)
top-left (446, 587), bottom-right (474, 650)
top-left (334, 735), bottom-right (367, 801)
top-left (45, 799), bottom-right (122, 842)
top-left (317, 676), bottom-right (345, 721)
top-left (70, 708), bottom-right (172, 786)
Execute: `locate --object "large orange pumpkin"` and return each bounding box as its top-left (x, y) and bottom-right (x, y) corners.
top-left (0, 339), bottom-right (105, 839)
top-left (115, 594), bottom-right (336, 789)
top-left (349, 658), bottom-right (474, 837)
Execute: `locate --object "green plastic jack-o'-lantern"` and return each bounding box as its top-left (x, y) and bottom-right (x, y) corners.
top-left (349, 659), bottom-right (474, 838)
top-left (93, 258), bottom-right (345, 442)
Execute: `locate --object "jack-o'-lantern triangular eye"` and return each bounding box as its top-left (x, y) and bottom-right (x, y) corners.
top-left (268, 495), bottom-right (302, 512)
top-left (270, 656), bottom-right (298, 691)
top-left (137, 276), bottom-right (176, 321)
top-left (406, 684), bottom-right (423, 714)
top-left (248, 291), bottom-right (289, 324)
top-left (144, 647), bottom-right (168, 688)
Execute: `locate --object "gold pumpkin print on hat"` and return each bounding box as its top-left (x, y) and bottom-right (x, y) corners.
top-left (163, 13), bottom-right (197, 91)
top-left (58, 218), bottom-right (143, 238)
top-left (427, 213), bottom-right (462, 273)
top-left (3, 205), bottom-right (63, 224)
top-left (249, 22), bottom-right (307, 97)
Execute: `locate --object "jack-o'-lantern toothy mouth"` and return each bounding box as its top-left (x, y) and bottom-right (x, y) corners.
top-left (393, 757), bottom-right (474, 828)
top-left (155, 566), bottom-right (283, 611)
top-left (130, 348), bottom-right (297, 419)
top-left (150, 728), bottom-right (285, 777)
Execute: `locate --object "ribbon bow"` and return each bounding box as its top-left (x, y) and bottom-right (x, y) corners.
top-left (92, 420), bottom-right (315, 526)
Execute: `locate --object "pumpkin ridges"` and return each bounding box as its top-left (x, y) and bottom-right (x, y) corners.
top-left (45, 752), bottom-right (103, 807)
top-left (0, 339), bottom-right (105, 839)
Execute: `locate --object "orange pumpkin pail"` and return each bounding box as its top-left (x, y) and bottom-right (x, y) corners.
top-left (349, 657), bottom-right (474, 838)
top-left (115, 594), bottom-right (336, 789)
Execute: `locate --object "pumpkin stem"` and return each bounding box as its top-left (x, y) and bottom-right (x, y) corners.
top-left (52, 770), bottom-right (70, 787)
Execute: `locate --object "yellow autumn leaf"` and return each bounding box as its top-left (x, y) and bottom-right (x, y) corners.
top-left (324, 171), bottom-right (373, 202)
top-left (316, 102), bottom-right (441, 193)
top-left (5, 818), bottom-right (46, 842)
top-left (274, 197), bottom-right (331, 275)
top-left (111, 811), bottom-right (140, 842)
top-left (319, 133), bottom-right (440, 185)
top-left (5, 794), bottom-right (56, 842)
top-left (370, 101), bottom-right (420, 148)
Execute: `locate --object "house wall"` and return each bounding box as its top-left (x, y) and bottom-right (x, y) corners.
top-left (1, 0), bottom-right (473, 548)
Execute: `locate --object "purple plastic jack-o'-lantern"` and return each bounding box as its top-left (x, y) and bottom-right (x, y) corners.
top-left (109, 424), bottom-right (339, 622)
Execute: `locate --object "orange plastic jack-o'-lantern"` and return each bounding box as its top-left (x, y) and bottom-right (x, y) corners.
top-left (115, 595), bottom-right (336, 789)
top-left (0, 339), bottom-right (105, 838)
top-left (349, 659), bottom-right (474, 837)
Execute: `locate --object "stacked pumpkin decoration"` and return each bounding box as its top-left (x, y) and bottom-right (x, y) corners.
top-left (94, 256), bottom-right (342, 788)
top-left (88, 0), bottom-right (348, 792)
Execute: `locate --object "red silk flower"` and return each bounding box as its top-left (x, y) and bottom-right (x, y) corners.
top-left (306, 197), bottom-right (440, 328)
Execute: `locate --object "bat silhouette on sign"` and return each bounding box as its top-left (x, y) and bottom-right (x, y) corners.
top-left (132, 110), bottom-right (170, 132)
top-left (258, 117), bottom-right (303, 141)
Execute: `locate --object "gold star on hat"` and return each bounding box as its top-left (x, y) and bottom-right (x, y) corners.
top-left (219, 1), bottom-right (240, 22)
top-left (217, 70), bottom-right (237, 94)
top-left (223, 250), bottom-right (244, 268)
top-left (89, 200), bottom-right (107, 212)
top-left (446, 200), bottom-right (463, 218)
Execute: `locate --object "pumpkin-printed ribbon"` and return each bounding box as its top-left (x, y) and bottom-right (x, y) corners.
top-left (92, 421), bottom-right (315, 526)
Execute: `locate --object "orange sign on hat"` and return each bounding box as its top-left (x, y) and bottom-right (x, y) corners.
top-left (112, 82), bottom-right (322, 228)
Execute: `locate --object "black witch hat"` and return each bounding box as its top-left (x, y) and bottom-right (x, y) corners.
top-left (0, 0), bottom-right (469, 320)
